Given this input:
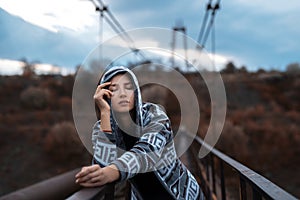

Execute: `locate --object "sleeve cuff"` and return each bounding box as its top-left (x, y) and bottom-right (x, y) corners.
top-left (93, 120), bottom-right (116, 142)
top-left (102, 131), bottom-right (116, 142)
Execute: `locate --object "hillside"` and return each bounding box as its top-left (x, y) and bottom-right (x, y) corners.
top-left (0, 71), bottom-right (299, 197)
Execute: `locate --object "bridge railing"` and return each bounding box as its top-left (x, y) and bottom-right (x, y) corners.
top-left (66, 183), bottom-right (115, 200)
top-left (190, 134), bottom-right (297, 200)
top-left (1, 134), bottom-right (297, 200)
top-left (0, 168), bottom-right (114, 200)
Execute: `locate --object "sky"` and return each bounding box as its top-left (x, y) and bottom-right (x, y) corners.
top-left (0, 0), bottom-right (299, 74)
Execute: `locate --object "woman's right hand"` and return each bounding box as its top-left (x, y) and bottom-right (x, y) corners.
top-left (94, 82), bottom-right (113, 112)
top-left (75, 164), bottom-right (120, 187)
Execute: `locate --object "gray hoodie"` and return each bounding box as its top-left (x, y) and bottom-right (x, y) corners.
top-left (92, 66), bottom-right (204, 200)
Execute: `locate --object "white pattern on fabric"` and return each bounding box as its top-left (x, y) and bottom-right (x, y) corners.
top-left (92, 66), bottom-right (205, 200)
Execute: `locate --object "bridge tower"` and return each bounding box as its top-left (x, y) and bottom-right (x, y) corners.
top-left (170, 21), bottom-right (189, 72)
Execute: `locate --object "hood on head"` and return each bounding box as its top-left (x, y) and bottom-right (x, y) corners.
top-left (95, 66), bottom-right (143, 131)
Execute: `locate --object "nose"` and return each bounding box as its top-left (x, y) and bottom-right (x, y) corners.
top-left (119, 87), bottom-right (127, 97)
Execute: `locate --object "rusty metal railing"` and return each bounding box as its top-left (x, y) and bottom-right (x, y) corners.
top-left (190, 134), bottom-right (298, 200)
top-left (1, 133), bottom-right (297, 200)
top-left (66, 183), bottom-right (115, 200)
top-left (0, 168), bottom-right (114, 200)
top-left (0, 168), bottom-right (81, 200)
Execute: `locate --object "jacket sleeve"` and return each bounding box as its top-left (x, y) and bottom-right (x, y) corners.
top-left (92, 120), bottom-right (118, 167)
top-left (111, 104), bottom-right (174, 181)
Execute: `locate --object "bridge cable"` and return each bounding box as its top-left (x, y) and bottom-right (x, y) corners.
top-left (97, 0), bottom-right (146, 60)
top-left (201, 1), bottom-right (220, 49)
top-left (89, 0), bottom-right (146, 60)
top-left (196, 0), bottom-right (220, 49)
top-left (211, 17), bottom-right (216, 71)
top-left (196, 0), bottom-right (212, 48)
top-left (99, 5), bottom-right (104, 62)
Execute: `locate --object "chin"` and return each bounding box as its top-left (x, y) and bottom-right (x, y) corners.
top-left (113, 106), bottom-right (134, 113)
top-left (113, 108), bottom-right (131, 113)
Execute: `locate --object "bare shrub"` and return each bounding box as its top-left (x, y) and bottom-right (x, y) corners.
top-left (217, 120), bottom-right (249, 162)
top-left (44, 121), bottom-right (86, 159)
top-left (20, 86), bottom-right (50, 109)
top-left (286, 62), bottom-right (300, 76)
top-left (58, 96), bottom-right (72, 110)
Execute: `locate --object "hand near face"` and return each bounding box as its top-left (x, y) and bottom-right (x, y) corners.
top-left (75, 164), bottom-right (120, 187)
top-left (94, 82), bottom-right (113, 112)
top-left (95, 74), bottom-right (135, 114)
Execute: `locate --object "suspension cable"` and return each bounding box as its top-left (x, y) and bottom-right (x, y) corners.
top-left (99, 7), bottom-right (104, 62)
top-left (202, 1), bottom-right (220, 48)
top-left (97, 0), bottom-right (145, 59)
top-left (211, 18), bottom-right (216, 71)
top-left (197, 0), bottom-right (212, 48)
top-left (90, 0), bottom-right (146, 60)
top-left (197, 0), bottom-right (220, 49)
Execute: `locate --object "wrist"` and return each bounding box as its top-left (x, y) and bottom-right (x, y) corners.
top-left (101, 109), bottom-right (110, 117)
top-left (106, 165), bottom-right (120, 182)
top-left (100, 113), bottom-right (112, 132)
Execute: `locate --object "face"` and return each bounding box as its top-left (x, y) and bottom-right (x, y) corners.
top-left (109, 74), bottom-right (135, 113)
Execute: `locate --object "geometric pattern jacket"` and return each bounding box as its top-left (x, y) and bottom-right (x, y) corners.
top-left (92, 66), bottom-right (205, 200)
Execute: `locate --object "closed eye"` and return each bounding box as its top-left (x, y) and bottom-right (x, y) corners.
top-left (125, 83), bottom-right (134, 90)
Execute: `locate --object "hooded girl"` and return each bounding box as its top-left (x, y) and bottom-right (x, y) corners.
top-left (76, 66), bottom-right (205, 200)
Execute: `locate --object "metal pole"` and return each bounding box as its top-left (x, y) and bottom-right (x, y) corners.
top-left (220, 161), bottom-right (226, 200)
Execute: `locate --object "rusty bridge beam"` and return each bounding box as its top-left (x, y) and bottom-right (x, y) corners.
top-left (0, 168), bottom-right (81, 200)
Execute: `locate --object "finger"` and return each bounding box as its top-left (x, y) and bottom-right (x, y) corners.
top-left (94, 90), bottom-right (112, 102)
top-left (78, 173), bottom-right (107, 187)
top-left (95, 82), bottom-right (111, 94)
top-left (102, 90), bottom-right (113, 99)
top-left (88, 173), bottom-right (104, 183)
top-left (79, 181), bottom-right (104, 187)
top-left (76, 165), bottom-right (99, 178)
top-left (77, 175), bottom-right (100, 184)
top-left (75, 167), bottom-right (88, 178)
top-left (75, 171), bottom-right (82, 179)
top-left (76, 164), bottom-right (101, 179)
top-left (99, 82), bottom-right (111, 89)
top-left (94, 88), bottom-right (113, 98)
top-left (77, 169), bottom-right (100, 183)
top-left (76, 174), bottom-right (91, 183)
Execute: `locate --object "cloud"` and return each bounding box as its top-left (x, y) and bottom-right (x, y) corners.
top-left (0, 7), bottom-right (96, 70)
top-left (0, 59), bottom-right (73, 75)
top-left (0, 59), bottom-right (23, 75)
top-left (0, 0), bottom-right (97, 32)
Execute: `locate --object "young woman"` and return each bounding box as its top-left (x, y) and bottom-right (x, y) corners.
top-left (75, 66), bottom-right (205, 200)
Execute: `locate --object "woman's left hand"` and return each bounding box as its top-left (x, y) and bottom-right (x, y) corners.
top-left (75, 164), bottom-right (120, 187)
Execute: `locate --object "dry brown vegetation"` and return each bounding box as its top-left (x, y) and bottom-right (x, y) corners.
top-left (0, 74), bottom-right (91, 196)
top-left (0, 70), bottom-right (299, 197)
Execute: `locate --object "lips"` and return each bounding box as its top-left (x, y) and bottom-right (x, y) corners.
top-left (119, 100), bottom-right (129, 105)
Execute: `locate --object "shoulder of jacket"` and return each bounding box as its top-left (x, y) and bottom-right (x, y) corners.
top-left (142, 102), bottom-right (166, 112)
